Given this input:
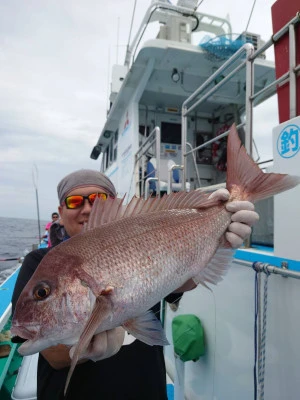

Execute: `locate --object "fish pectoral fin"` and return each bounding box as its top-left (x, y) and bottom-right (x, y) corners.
top-left (193, 248), bottom-right (234, 287)
top-left (122, 311), bottom-right (169, 346)
top-left (64, 295), bottom-right (112, 397)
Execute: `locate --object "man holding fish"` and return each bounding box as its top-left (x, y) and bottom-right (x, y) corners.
top-left (11, 161), bottom-right (259, 399)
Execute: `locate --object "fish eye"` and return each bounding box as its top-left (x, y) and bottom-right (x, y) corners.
top-left (33, 284), bottom-right (51, 301)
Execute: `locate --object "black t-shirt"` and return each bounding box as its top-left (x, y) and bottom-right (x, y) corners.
top-left (12, 248), bottom-right (181, 400)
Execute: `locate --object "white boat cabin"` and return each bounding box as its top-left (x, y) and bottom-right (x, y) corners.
top-left (90, 1), bottom-right (275, 205)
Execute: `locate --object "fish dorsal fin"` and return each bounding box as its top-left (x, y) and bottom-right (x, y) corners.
top-left (82, 195), bottom-right (126, 233)
top-left (192, 248), bottom-right (234, 287)
top-left (83, 190), bottom-right (219, 231)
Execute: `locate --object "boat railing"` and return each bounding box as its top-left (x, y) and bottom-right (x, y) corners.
top-left (186, 142), bottom-right (201, 188)
top-left (135, 125), bottom-right (191, 199)
top-left (234, 259), bottom-right (300, 280)
top-left (124, 1), bottom-right (231, 68)
top-left (167, 165), bottom-right (183, 195)
top-left (248, 12), bottom-right (300, 120)
top-left (181, 41), bottom-right (255, 190)
top-left (180, 13), bottom-right (300, 190)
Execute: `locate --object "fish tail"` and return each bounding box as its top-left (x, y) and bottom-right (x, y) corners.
top-left (226, 124), bottom-right (300, 202)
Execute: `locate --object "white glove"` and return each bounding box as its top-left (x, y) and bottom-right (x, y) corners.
top-left (208, 188), bottom-right (259, 248)
top-left (71, 327), bottom-right (125, 362)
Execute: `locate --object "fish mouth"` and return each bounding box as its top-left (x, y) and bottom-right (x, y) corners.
top-left (11, 325), bottom-right (39, 342)
top-left (17, 339), bottom-right (40, 356)
top-left (11, 335), bottom-right (28, 344)
top-left (11, 325), bottom-right (46, 356)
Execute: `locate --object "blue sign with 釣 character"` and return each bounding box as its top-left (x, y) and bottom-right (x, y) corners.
top-left (277, 124), bottom-right (300, 158)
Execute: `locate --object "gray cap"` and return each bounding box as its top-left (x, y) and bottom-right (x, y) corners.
top-left (57, 169), bottom-right (117, 204)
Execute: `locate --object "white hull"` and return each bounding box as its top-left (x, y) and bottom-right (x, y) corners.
top-left (164, 256), bottom-right (300, 399)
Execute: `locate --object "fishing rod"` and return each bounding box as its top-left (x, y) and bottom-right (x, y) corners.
top-left (32, 163), bottom-right (42, 242)
top-left (0, 257), bottom-right (21, 262)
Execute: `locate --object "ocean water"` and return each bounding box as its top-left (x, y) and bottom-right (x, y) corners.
top-left (0, 216), bottom-right (48, 284)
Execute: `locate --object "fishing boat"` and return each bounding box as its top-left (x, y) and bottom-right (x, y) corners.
top-left (1, 0), bottom-right (299, 399)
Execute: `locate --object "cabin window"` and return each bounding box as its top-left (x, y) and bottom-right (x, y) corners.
top-left (109, 139), bottom-right (113, 163)
top-left (102, 130), bottom-right (118, 171)
top-left (102, 148), bottom-right (106, 171)
top-left (139, 125), bottom-right (151, 137)
top-left (105, 147), bottom-right (109, 169)
top-left (196, 132), bottom-right (212, 164)
top-left (161, 122), bottom-right (181, 144)
top-left (113, 130), bottom-right (118, 161)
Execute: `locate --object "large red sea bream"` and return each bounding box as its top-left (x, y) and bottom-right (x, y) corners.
top-left (11, 125), bottom-right (300, 392)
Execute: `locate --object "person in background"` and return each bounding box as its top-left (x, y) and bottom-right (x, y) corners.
top-left (49, 217), bottom-right (66, 247)
top-left (42, 212), bottom-right (59, 247)
top-left (12, 169), bottom-right (259, 400)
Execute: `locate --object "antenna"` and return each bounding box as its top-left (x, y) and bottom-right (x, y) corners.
top-left (125, 0), bottom-right (137, 63)
top-left (245, 0), bottom-right (257, 32)
top-left (32, 163), bottom-right (41, 242)
top-left (127, 0), bottom-right (137, 48)
top-left (116, 17), bottom-right (120, 64)
top-left (106, 46), bottom-right (111, 113)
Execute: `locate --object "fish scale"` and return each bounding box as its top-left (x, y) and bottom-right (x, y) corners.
top-left (81, 206), bottom-right (231, 325)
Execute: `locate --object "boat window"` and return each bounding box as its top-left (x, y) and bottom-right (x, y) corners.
top-left (113, 130), bottom-right (118, 161)
top-left (139, 125), bottom-right (150, 137)
top-left (105, 146), bottom-right (109, 169)
top-left (109, 139), bottom-right (113, 163)
top-left (196, 132), bottom-right (212, 165)
top-left (161, 122), bottom-right (181, 144)
top-left (102, 130), bottom-right (118, 171)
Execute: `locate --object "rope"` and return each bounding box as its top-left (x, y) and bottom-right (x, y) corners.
top-left (252, 262), bottom-right (270, 400)
top-left (253, 266), bottom-right (258, 400)
top-left (258, 265), bottom-right (270, 400)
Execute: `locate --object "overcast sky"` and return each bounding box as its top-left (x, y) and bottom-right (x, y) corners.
top-left (0, 0), bottom-right (278, 221)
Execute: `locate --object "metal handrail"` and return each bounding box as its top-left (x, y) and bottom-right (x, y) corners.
top-left (185, 122), bottom-right (245, 157)
top-left (124, 1), bottom-right (231, 67)
top-left (182, 43), bottom-right (253, 112)
top-left (233, 259), bottom-right (300, 280)
top-left (248, 12), bottom-right (300, 61)
top-left (144, 177), bottom-right (159, 199)
top-left (167, 165), bottom-right (183, 195)
top-left (180, 13), bottom-right (300, 190)
top-left (181, 43), bottom-right (254, 190)
top-left (186, 142), bottom-right (201, 187)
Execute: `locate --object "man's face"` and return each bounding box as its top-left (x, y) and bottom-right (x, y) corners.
top-left (58, 185), bottom-right (109, 237)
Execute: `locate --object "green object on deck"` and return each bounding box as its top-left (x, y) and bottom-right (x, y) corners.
top-left (172, 314), bottom-right (205, 362)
